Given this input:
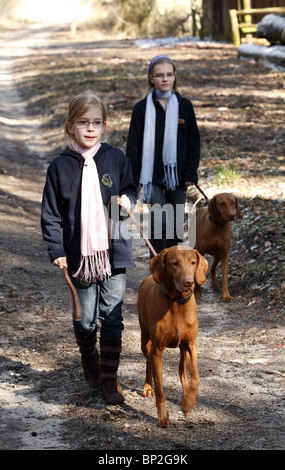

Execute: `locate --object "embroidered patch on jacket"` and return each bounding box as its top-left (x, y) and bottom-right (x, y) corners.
top-left (102, 174), bottom-right (113, 187)
top-left (178, 118), bottom-right (185, 125)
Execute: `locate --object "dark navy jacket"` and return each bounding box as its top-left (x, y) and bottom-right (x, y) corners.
top-left (126, 91), bottom-right (200, 188)
top-left (41, 143), bottom-right (137, 273)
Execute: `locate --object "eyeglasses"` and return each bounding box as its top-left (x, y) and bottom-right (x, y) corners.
top-left (75, 119), bottom-right (104, 129)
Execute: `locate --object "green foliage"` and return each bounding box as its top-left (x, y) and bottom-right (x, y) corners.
top-left (148, 10), bottom-right (190, 37)
top-left (213, 164), bottom-right (241, 185)
top-left (115, 0), bottom-right (155, 33)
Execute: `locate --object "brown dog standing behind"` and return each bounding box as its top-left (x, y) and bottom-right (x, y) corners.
top-left (194, 192), bottom-right (241, 302)
top-left (137, 246), bottom-right (208, 428)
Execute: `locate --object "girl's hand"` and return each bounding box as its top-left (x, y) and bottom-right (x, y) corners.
top-left (185, 181), bottom-right (195, 187)
top-left (52, 257), bottom-right (68, 270)
top-left (117, 194), bottom-right (131, 211)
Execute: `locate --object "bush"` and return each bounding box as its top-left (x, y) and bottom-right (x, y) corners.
top-left (115, 0), bottom-right (155, 35)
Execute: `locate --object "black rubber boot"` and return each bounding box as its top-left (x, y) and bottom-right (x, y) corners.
top-left (100, 338), bottom-right (125, 405)
top-left (75, 330), bottom-right (100, 391)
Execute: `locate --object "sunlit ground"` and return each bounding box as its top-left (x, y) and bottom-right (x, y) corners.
top-left (13, 0), bottom-right (92, 24)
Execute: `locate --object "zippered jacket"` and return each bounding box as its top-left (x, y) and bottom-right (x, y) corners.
top-left (41, 143), bottom-right (137, 273)
top-left (126, 91), bottom-right (200, 188)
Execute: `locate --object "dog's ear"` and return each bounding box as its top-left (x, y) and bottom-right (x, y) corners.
top-left (150, 249), bottom-right (167, 284)
top-left (194, 250), bottom-right (208, 285)
top-left (235, 197), bottom-right (242, 220)
top-left (208, 196), bottom-right (219, 220)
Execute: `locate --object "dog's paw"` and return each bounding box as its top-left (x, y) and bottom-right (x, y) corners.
top-left (158, 414), bottom-right (171, 428)
top-left (181, 397), bottom-right (197, 415)
top-left (223, 294), bottom-right (233, 302)
top-left (211, 282), bottom-right (220, 291)
top-left (141, 384), bottom-right (154, 398)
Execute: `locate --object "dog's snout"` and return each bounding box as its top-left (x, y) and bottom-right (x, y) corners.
top-left (184, 277), bottom-right (194, 288)
top-left (228, 204), bottom-right (237, 220)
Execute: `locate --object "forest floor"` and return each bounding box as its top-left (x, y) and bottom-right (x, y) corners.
top-left (0, 23), bottom-right (284, 455)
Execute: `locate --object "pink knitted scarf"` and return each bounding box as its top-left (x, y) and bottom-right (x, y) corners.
top-left (72, 141), bottom-right (111, 282)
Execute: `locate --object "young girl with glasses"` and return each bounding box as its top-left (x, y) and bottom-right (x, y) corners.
top-left (41, 90), bottom-right (137, 404)
top-left (126, 55), bottom-right (200, 257)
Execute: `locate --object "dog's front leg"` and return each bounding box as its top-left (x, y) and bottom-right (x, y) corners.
top-left (180, 341), bottom-right (199, 415)
top-left (141, 337), bottom-right (154, 397)
top-left (221, 253), bottom-right (233, 302)
top-left (142, 355), bottom-right (154, 397)
top-left (151, 351), bottom-right (170, 428)
top-left (211, 255), bottom-right (220, 291)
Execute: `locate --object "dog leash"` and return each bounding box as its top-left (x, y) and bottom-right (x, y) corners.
top-left (63, 189), bottom-right (208, 304)
top-left (123, 186), bottom-right (207, 257)
top-left (63, 267), bottom-right (82, 321)
top-left (194, 184), bottom-right (208, 202)
top-left (62, 202), bottom-right (157, 318)
top-left (124, 207), bottom-right (158, 258)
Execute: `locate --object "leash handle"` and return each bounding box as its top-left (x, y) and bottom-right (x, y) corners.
top-left (63, 267), bottom-right (82, 321)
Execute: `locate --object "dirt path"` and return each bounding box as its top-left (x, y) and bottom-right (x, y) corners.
top-left (0, 24), bottom-right (284, 453)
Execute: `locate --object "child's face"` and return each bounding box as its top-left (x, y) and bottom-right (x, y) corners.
top-left (68, 105), bottom-right (106, 149)
top-left (149, 63), bottom-right (176, 93)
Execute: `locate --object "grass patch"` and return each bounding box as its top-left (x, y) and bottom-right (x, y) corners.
top-left (213, 164), bottom-right (241, 185)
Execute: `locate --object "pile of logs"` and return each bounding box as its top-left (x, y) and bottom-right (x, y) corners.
top-left (257, 14), bottom-right (285, 45)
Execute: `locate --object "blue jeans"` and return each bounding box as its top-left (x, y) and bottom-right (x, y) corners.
top-left (71, 270), bottom-right (126, 340)
top-left (149, 184), bottom-right (186, 245)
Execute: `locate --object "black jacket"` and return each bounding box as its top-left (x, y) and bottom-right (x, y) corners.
top-left (41, 143), bottom-right (137, 272)
top-left (126, 91), bottom-right (200, 188)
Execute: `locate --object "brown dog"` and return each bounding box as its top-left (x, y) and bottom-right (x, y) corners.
top-left (194, 193), bottom-right (241, 302)
top-left (137, 246), bottom-right (208, 428)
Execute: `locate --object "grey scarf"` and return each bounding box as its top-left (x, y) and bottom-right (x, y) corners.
top-left (140, 89), bottom-right (179, 202)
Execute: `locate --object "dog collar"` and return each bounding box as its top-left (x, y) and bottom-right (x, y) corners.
top-left (209, 214), bottom-right (227, 228)
top-left (159, 286), bottom-right (193, 304)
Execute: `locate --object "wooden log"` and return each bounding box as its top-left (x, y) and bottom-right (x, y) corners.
top-left (257, 14), bottom-right (285, 45)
